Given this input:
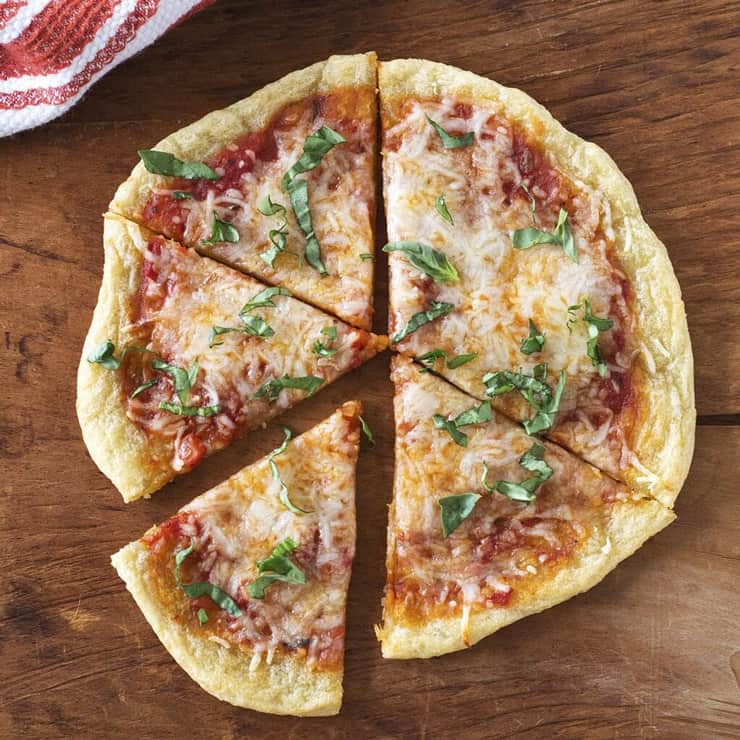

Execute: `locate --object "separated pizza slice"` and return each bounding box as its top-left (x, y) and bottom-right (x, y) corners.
top-left (110, 53), bottom-right (377, 329)
top-left (377, 356), bottom-right (673, 659)
top-left (77, 214), bottom-right (386, 502)
top-left (379, 58), bottom-right (694, 508)
top-left (112, 401), bottom-right (361, 716)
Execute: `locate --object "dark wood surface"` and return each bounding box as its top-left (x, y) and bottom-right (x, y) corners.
top-left (1, 1), bottom-right (739, 737)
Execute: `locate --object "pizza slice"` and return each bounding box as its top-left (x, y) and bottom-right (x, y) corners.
top-left (377, 356), bottom-right (673, 659)
top-left (110, 53), bottom-right (378, 329)
top-left (379, 58), bottom-right (694, 508)
top-left (77, 214), bottom-right (386, 502)
top-left (111, 401), bottom-right (361, 716)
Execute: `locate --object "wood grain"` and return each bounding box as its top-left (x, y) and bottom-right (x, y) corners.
top-left (1, 1), bottom-right (739, 737)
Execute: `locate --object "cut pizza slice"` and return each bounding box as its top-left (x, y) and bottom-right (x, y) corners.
top-left (110, 53), bottom-right (378, 329)
top-left (377, 356), bottom-right (673, 659)
top-left (111, 401), bottom-right (361, 716)
top-left (77, 214), bottom-right (386, 502)
top-left (379, 58), bottom-right (694, 507)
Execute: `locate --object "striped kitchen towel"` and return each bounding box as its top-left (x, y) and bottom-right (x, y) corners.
top-left (0, 0), bottom-right (215, 137)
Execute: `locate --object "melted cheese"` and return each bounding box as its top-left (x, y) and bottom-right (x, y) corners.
top-left (386, 358), bottom-right (639, 627)
top-left (383, 97), bottom-right (638, 479)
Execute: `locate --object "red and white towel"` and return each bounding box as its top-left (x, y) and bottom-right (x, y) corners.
top-left (0, 0), bottom-right (215, 137)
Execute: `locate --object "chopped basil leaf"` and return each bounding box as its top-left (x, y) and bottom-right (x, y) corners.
top-left (583, 297), bottom-right (614, 332)
top-left (435, 194), bottom-right (454, 225)
top-left (257, 194), bottom-right (287, 217)
top-left (209, 322), bottom-right (273, 348)
top-left (512, 207), bottom-right (578, 263)
top-left (322, 325), bottom-right (337, 341)
top-left (439, 493), bottom-right (481, 537)
top-left (520, 319), bottom-right (545, 355)
top-left (261, 228), bottom-right (288, 267)
top-left (359, 415), bottom-right (375, 447)
top-left (382, 241), bottom-right (459, 284)
top-left (201, 213), bottom-right (239, 246)
top-left (519, 442), bottom-right (553, 479)
top-left (391, 301), bottom-right (455, 344)
top-left (360, 253), bottom-right (374, 261)
top-left (433, 400), bottom-right (492, 447)
top-left (151, 358), bottom-right (198, 405)
top-left (173, 190), bottom-right (193, 200)
top-left (197, 608), bottom-right (208, 625)
top-left (281, 126), bottom-right (346, 189)
top-left (87, 340), bottom-right (121, 370)
top-left (138, 150), bottom-right (219, 180)
top-left (255, 374), bottom-right (324, 402)
top-left (267, 427), bottom-right (311, 514)
top-left (495, 478), bottom-right (540, 503)
top-left (492, 442), bottom-right (553, 504)
top-left (522, 370), bottom-right (566, 435)
top-left (311, 339), bottom-right (337, 357)
top-left (174, 539), bottom-right (242, 616)
top-left (286, 177), bottom-right (327, 276)
top-left (481, 462), bottom-right (496, 493)
top-left (417, 348), bottom-right (477, 371)
top-left (159, 401), bottom-right (220, 417)
top-left (248, 537), bottom-right (307, 599)
top-left (567, 298), bottom-right (614, 376)
top-left (240, 286), bottom-right (292, 314)
top-left (130, 379), bottom-right (158, 399)
top-left (433, 415), bottom-right (468, 447)
top-left (426, 115), bottom-right (475, 149)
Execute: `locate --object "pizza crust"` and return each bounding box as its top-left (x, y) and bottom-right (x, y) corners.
top-left (76, 214), bottom-right (173, 502)
top-left (378, 495), bottom-right (674, 659)
top-left (112, 541), bottom-right (343, 716)
top-left (379, 59), bottom-right (695, 508)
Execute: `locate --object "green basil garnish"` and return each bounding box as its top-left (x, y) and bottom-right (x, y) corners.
top-left (512, 207), bottom-right (577, 263)
top-left (159, 401), bottom-right (220, 417)
top-left (359, 415), bottom-right (375, 447)
top-left (567, 298), bottom-right (614, 377)
top-left (439, 493), bottom-right (481, 537)
top-left (268, 427), bottom-right (312, 514)
top-left (435, 194), bottom-right (454, 225)
top-left (359, 253), bottom-right (374, 261)
top-left (286, 177), bottom-right (327, 275)
top-left (151, 358), bottom-right (199, 405)
top-left (257, 195), bottom-right (287, 217)
top-left (255, 374), bottom-right (324, 402)
top-left (197, 608), bottom-right (208, 625)
top-left (382, 241), bottom-right (459, 284)
top-left (130, 379), bottom-right (158, 399)
top-left (175, 539), bottom-right (242, 616)
top-left (210, 287), bottom-right (291, 347)
top-left (391, 301), bottom-right (455, 345)
top-left (173, 190), bottom-right (193, 200)
top-left (281, 126), bottom-right (346, 189)
top-left (520, 319), bottom-right (545, 355)
top-left (240, 286), bottom-right (291, 314)
top-left (200, 213), bottom-right (239, 247)
top-left (488, 442), bottom-right (553, 504)
top-left (426, 115), bottom-right (474, 149)
top-left (248, 537), bottom-right (307, 599)
top-left (87, 341), bottom-right (151, 370)
top-left (138, 150), bottom-right (219, 180)
top-left (417, 348), bottom-right (477, 371)
top-left (311, 325), bottom-right (338, 358)
top-left (433, 400), bottom-right (492, 447)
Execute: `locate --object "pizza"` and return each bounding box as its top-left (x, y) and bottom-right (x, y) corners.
top-left (77, 214), bottom-right (386, 502)
top-left (111, 402), bottom-right (361, 716)
top-left (377, 356), bottom-right (674, 658)
top-left (109, 53), bottom-right (378, 330)
top-left (379, 58), bottom-right (694, 508)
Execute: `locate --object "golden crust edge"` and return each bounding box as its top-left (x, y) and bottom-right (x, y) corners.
top-left (378, 58), bottom-right (695, 508)
top-left (111, 541), bottom-right (342, 716)
top-left (378, 496), bottom-right (674, 659)
top-left (76, 213), bottom-right (174, 502)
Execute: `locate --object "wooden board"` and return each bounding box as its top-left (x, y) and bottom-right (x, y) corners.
top-left (1, 1), bottom-right (739, 737)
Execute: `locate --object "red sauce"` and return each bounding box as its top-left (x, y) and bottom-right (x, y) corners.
top-left (177, 432), bottom-right (206, 469)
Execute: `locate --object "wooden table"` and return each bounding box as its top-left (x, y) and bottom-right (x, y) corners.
top-left (2, 1), bottom-right (739, 737)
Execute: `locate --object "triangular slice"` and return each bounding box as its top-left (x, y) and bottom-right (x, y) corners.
top-left (379, 58), bottom-right (694, 507)
top-left (377, 356), bottom-right (673, 659)
top-left (112, 402), bottom-right (361, 716)
top-left (110, 53), bottom-right (378, 329)
top-left (77, 214), bottom-right (386, 501)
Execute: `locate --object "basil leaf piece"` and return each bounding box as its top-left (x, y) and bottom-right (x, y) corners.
top-left (433, 415), bottom-right (468, 447)
top-left (359, 415), bottom-right (375, 446)
top-left (197, 608), bottom-right (208, 625)
top-left (311, 339), bottom-right (337, 357)
top-left (492, 442), bottom-right (553, 504)
top-left (495, 478), bottom-right (539, 503)
top-left (130, 379), bottom-right (158, 399)
top-left (267, 427), bottom-right (311, 514)
top-left (435, 194), bottom-right (454, 225)
top-left (281, 126), bottom-right (346, 190)
top-left (138, 150), bottom-right (219, 180)
top-left (261, 228), bottom-right (287, 267)
top-left (447, 352), bottom-right (478, 369)
top-left (568, 298), bottom-right (614, 376)
top-left (520, 319), bottom-right (545, 355)
top-left (522, 370), bottom-right (566, 435)
top-left (255, 374), bottom-right (324, 402)
top-left (512, 207), bottom-right (578, 263)
top-left (481, 462), bottom-right (496, 493)
top-left (359, 253), bottom-right (374, 261)
top-left (248, 537), bottom-right (307, 599)
top-left (152, 358), bottom-right (198, 405)
top-left (240, 286), bottom-right (292, 314)
top-left (257, 195), bottom-right (287, 217)
top-left (417, 348), bottom-right (477, 370)
top-left (519, 442), bottom-right (553, 480)
top-left (391, 301), bottom-right (455, 345)
top-left (286, 177), bottom-right (327, 276)
top-left (583, 297), bottom-right (614, 332)
top-left (87, 340), bottom-right (121, 370)
top-left (454, 400), bottom-right (492, 427)
top-left (201, 213), bottom-right (240, 246)
top-left (322, 325), bottom-right (337, 341)
top-left (173, 190), bottom-right (193, 200)
top-left (174, 539), bottom-right (242, 617)
top-left (382, 241), bottom-right (459, 284)
top-left (159, 401), bottom-right (221, 417)
top-left (209, 318), bottom-right (274, 347)
top-left (426, 115), bottom-right (475, 149)
top-left (439, 493), bottom-right (481, 537)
